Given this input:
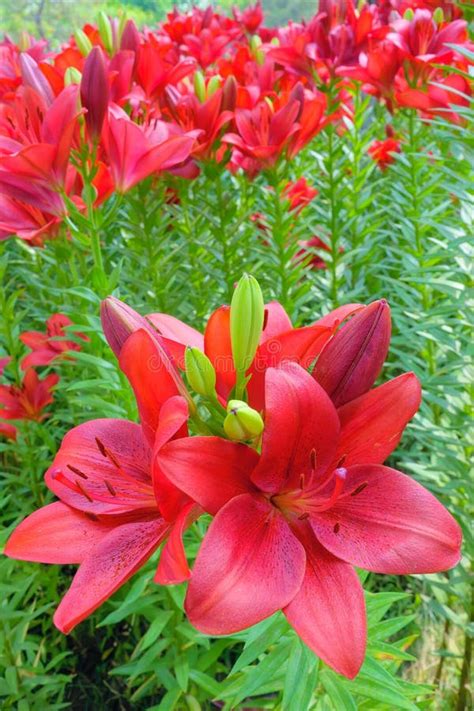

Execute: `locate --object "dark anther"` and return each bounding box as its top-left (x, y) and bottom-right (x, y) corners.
top-left (67, 464), bottom-right (88, 479)
top-left (95, 437), bottom-right (107, 457)
top-left (333, 523), bottom-right (340, 533)
top-left (263, 309), bottom-right (269, 331)
top-left (75, 480), bottom-right (94, 502)
top-left (298, 513), bottom-right (309, 520)
top-left (351, 483), bottom-right (368, 497)
top-left (310, 448), bottom-right (317, 470)
top-left (104, 479), bottom-right (117, 496)
top-left (336, 455), bottom-right (346, 468)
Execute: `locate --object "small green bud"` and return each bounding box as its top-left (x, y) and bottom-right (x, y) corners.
top-left (207, 75), bottom-right (221, 98)
top-left (224, 400), bottom-right (264, 441)
top-left (64, 67), bottom-right (82, 86)
top-left (193, 71), bottom-right (206, 102)
top-left (118, 9), bottom-right (128, 41)
top-left (230, 274), bottom-right (264, 398)
top-left (74, 29), bottom-right (93, 57)
top-left (185, 347), bottom-right (217, 399)
top-left (433, 7), bottom-right (444, 24)
top-left (97, 11), bottom-right (113, 54)
top-left (403, 8), bottom-right (415, 20)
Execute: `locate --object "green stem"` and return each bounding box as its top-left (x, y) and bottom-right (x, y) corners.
top-left (327, 126), bottom-right (340, 307)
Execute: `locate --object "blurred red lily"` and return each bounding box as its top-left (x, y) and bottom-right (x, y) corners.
top-left (368, 136), bottom-right (401, 169)
top-left (20, 313), bottom-right (89, 370)
top-left (0, 368), bottom-right (59, 422)
top-left (158, 362), bottom-right (461, 678)
top-left (5, 329), bottom-right (201, 633)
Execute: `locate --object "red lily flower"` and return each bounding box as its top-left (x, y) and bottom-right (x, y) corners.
top-left (233, 2), bottom-right (263, 34)
top-left (158, 362), bottom-right (461, 678)
top-left (20, 313), bottom-right (89, 370)
top-left (5, 329), bottom-right (201, 633)
top-left (0, 368), bottom-right (59, 422)
top-left (283, 177), bottom-right (318, 214)
top-left (368, 136), bottom-right (402, 170)
top-left (296, 235), bottom-right (337, 270)
top-left (102, 106), bottom-right (196, 193)
top-left (0, 195), bottom-right (61, 244)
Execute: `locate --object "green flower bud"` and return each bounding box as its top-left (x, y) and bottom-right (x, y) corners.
top-left (230, 274), bottom-right (264, 398)
top-left (64, 67), bottom-right (82, 86)
top-left (224, 400), bottom-right (264, 441)
top-left (74, 29), bottom-right (93, 57)
top-left (207, 75), bottom-right (221, 98)
top-left (97, 11), bottom-right (113, 55)
top-left (433, 7), bottom-right (444, 24)
top-left (185, 347), bottom-right (217, 399)
top-left (403, 8), bottom-right (415, 20)
top-left (193, 71), bottom-right (206, 103)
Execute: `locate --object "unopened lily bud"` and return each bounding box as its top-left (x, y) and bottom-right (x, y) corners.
top-left (97, 11), bottom-right (113, 54)
top-left (207, 75), bottom-right (221, 98)
top-left (403, 8), bottom-right (415, 20)
top-left (193, 71), bottom-right (206, 102)
top-left (433, 7), bottom-right (444, 24)
top-left (80, 46), bottom-right (109, 139)
top-left (185, 347), bottom-right (217, 399)
top-left (222, 75), bottom-right (237, 112)
top-left (250, 34), bottom-right (265, 64)
top-left (224, 400), bottom-right (264, 441)
top-left (230, 274), bottom-right (264, 395)
top-left (19, 53), bottom-right (54, 105)
top-left (313, 299), bottom-right (391, 407)
top-left (74, 29), bottom-right (93, 56)
top-left (120, 19), bottom-right (140, 53)
top-left (64, 67), bottom-right (82, 86)
top-left (18, 32), bottom-right (30, 52)
top-left (100, 296), bottom-right (149, 358)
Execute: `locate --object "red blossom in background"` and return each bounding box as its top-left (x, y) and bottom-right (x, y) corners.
top-left (283, 177), bottom-right (318, 214)
top-left (20, 313), bottom-right (89, 370)
top-left (368, 136), bottom-right (402, 170)
top-left (0, 368), bottom-right (59, 423)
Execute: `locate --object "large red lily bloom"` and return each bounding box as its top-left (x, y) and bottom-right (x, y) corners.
top-left (20, 313), bottom-right (89, 370)
top-left (0, 368), bottom-right (59, 422)
top-left (158, 362), bottom-right (461, 679)
top-left (5, 329), bottom-right (200, 633)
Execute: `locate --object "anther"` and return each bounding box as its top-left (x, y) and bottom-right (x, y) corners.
top-left (336, 455), bottom-right (346, 468)
top-left (104, 479), bottom-right (117, 496)
top-left (333, 523), bottom-right (340, 533)
top-left (75, 480), bottom-right (94, 503)
top-left (351, 482), bottom-right (368, 497)
top-left (95, 437), bottom-right (107, 457)
top-left (67, 464), bottom-right (88, 479)
top-left (310, 448), bottom-right (317, 470)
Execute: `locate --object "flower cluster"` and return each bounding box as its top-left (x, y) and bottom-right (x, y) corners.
top-left (5, 276), bottom-right (462, 679)
top-left (0, 313), bottom-right (86, 439)
top-left (0, 0), bottom-right (471, 244)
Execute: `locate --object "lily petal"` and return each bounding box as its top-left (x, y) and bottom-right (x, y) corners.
top-left (251, 363), bottom-right (340, 493)
top-left (158, 436), bottom-right (258, 515)
top-left (185, 493), bottom-right (306, 634)
top-left (311, 465), bottom-right (462, 574)
top-left (284, 527), bottom-right (366, 679)
top-left (204, 305), bottom-right (235, 399)
top-left (261, 301), bottom-right (292, 340)
top-left (154, 502), bottom-right (200, 585)
top-left (334, 373), bottom-right (421, 467)
top-left (53, 517), bottom-right (169, 634)
top-left (4, 502), bottom-right (114, 564)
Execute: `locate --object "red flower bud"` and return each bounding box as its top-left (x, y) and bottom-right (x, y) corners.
top-left (100, 296), bottom-right (149, 358)
top-left (19, 53), bottom-right (54, 106)
top-left (120, 19), bottom-right (140, 54)
top-left (80, 46), bottom-right (109, 139)
top-left (313, 300), bottom-right (391, 407)
top-left (222, 75), bottom-right (237, 112)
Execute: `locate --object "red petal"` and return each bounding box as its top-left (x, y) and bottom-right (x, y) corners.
top-left (20, 348), bottom-right (56, 369)
top-left (311, 465), bottom-right (462, 574)
top-left (4, 502), bottom-right (114, 564)
top-left (284, 526), bottom-right (366, 679)
top-left (204, 305), bottom-right (235, 400)
top-left (261, 301), bottom-right (292, 341)
top-left (53, 517), bottom-right (169, 633)
top-left (45, 418), bottom-right (155, 515)
top-left (154, 502), bottom-right (200, 585)
top-left (314, 303), bottom-right (363, 329)
top-left (251, 363), bottom-right (339, 493)
top-left (185, 494), bottom-right (306, 634)
top-left (157, 436), bottom-right (258, 515)
top-left (334, 373), bottom-right (421, 467)
top-left (19, 330), bottom-right (48, 350)
top-left (119, 329), bottom-right (186, 446)
top-left (147, 313), bottom-right (204, 350)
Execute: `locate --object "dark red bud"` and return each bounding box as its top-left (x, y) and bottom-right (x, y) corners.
top-left (120, 19), bottom-right (140, 54)
top-left (19, 53), bottom-right (54, 106)
top-left (100, 296), bottom-right (149, 358)
top-left (80, 46), bottom-right (109, 139)
top-left (289, 81), bottom-right (305, 122)
top-left (313, 300), bottom-right (391, 407)
top-left (222, 75), bottom-right (237, 112)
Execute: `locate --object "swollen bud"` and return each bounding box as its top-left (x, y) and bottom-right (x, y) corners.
top-left (80, 46), bottom-right (109, 139)
top-left (230, 274), bottom-right (264, 396)
top-left (224, 400), bottom-right (264, 441)
top-left (74, 29), bottom-right (93, 56)
top-left (19, 54), bottom-right (54, 106)
top-left (222, 75), bottom-right (237, 112)
top-left (64, 67), bottom-right (82, 86)
top-left (403, 8), bottom-right (415, 20)
top-left (185, 347), bottom-right (217, 399)
top-left (97, 11), bottom-right (113, 54)
top-left (433, 7), bottom-right (444, 24)
top-left (120, 19), bottom-right (140, 53)
top-left (100, 296), bottom-right (150, 358)
top-left (193, 71), bottom-right (206, 102)
top-left (313, 300), bottom-right (391, 407)
top-left (207, 75), bottom-right (221, 98)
